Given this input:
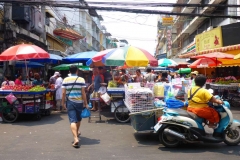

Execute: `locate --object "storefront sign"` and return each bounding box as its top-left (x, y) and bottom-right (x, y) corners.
top-left (56, 36), bottom-right (73, 46)
top-left (156, 53), bottom-right (167, 59)
top-left (195, 27), bottom-right (223, 52)
top-left (187, 42), bottom-right (196, 53)
top-left (162, 17), bottom-right (173, 26)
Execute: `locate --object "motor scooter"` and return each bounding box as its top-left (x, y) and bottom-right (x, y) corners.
top-left (154, 95), bottom-right (240, 148)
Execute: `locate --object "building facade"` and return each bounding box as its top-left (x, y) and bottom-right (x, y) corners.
top-left (155, 0), bottom-right (240, 59)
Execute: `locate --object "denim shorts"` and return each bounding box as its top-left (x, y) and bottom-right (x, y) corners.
top-left (66, 100), bottom-right (83, 123)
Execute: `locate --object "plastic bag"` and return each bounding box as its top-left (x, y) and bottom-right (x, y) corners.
top-left (166, 99), bottom-right (184, 109)
top-left (81, 108), bottom-right (91, 118)
top-left (5, 93), bottom-right (17, 104)
top-left (100, 92), bottom-right (111, 105)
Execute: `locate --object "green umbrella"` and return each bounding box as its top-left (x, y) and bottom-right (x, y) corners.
top-left (52, 63), bottom-right (84, 70)
top-left (177, 68), bottom-right (191, 74)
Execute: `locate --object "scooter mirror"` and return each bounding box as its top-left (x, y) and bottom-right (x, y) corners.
top-left (208, 89), bottom-right (214, 94)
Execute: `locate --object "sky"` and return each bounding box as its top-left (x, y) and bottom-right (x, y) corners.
top-left (85, 0), bottom-right (176, 55)
top-left (58, 0), bottom-right (176, 55)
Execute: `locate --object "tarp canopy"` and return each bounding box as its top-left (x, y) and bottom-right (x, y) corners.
top-left (177, 68), bottom-right (191, 74)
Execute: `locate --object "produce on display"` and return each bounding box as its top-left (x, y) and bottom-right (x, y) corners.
top-left (108, 80), bottom-right (118, 88)
top-left (28, 86), bottom-right (46, 92)
top-left (2, 85), bottom-right (33, 91)
top-left (214, 76), bottom-right (240, 85)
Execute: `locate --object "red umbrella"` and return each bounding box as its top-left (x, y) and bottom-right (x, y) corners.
top-left (189, 58), bottom-right (222, 75)
top-left (193, 52), bottom-right (234, 59)
top-left (0, 44), bottom-right (49, 61)
top-left (189, 58), bottom-right (222, 68)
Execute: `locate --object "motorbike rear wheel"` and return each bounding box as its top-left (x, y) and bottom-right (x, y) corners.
top-left (159, 125), bottom-right (183, 148)
top-left (224, 127), bottom-right (240, 146)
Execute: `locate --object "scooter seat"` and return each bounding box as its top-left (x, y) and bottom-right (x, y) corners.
top-left (187, 111), bottom-right (201, 120)
top-left (165, 108), bottom-right (201, 120)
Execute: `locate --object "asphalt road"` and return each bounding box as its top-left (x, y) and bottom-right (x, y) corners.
top-left (0, 108), bottom-right (240, 160)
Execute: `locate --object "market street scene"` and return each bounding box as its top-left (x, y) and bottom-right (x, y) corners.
top-left (0, 0), bottom-right (240, 159)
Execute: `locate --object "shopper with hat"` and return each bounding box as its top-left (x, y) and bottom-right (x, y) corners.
top-left (49, 72), bottom-right (60, 86)
top-left (191, 71), bottom-right (199, 87)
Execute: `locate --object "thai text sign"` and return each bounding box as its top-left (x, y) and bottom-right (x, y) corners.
top-left (195, 27), bottom-right (223, 52)
top-left (162, 17), bottom-right (173, 26)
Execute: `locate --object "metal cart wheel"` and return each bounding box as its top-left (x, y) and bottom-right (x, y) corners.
top-left (2, 106), bottom-right (19, 123)
top-left (114, 105), bottom-right (130, 123)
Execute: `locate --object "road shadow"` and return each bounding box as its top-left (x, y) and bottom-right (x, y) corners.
top-left (4, 112), bottom-right (64, 126)
top-left (134, 133), bottom-right (159, 145)
top-left (79, 136), bottom-right (100, 146)
top-left (105, 118), bottom-right (131, 126)
top-left (158, 143), bottom-right (240, 156)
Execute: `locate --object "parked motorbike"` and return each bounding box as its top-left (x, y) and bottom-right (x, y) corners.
top-left (154, 96), bottom-right (240, 148)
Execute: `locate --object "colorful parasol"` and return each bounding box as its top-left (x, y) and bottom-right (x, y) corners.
top-left (188, 58), bottom-right (222, 68)
top-left (0, 44), bottom-right (49, 61)
top-left (189, 58), bottom-right (222, 75)
top-left (86, 49), bottom-right (114, 67)
top-left (158, 58), bottom-right (178, 67)
top-left (87, 46), bottom-right (158, 67)
top-left (193, 52), bottom-right (234, 59)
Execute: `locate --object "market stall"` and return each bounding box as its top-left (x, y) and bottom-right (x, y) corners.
top-left (88, 46), bottom-right (159, 124)
top-left (0, 44), bottom-right (51, 122)
top-left (0, 85), bottom-right (49, 122)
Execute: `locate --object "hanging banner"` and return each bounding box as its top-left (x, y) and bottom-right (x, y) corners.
top-left (162, 17), bottom-right (173, 26)
top-left (195, 27), bottom-right (223, 52)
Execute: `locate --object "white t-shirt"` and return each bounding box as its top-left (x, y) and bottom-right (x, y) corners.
top-left (144, 73), bottom-right (156, 82)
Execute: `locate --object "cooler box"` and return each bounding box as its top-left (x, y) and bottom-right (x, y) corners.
top-left (130, 112), bottom-right (155, 131)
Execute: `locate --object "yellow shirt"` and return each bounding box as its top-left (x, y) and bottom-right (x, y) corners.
top-left (188, 86), bottom-right (213, 108)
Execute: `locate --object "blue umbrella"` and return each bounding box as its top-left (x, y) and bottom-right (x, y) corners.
top-left (62, 51), bottom-right (98, 63)
top-left (30, 54), bottom-right (62, 64)
top-left (15, 61), bottom-right (44, 68)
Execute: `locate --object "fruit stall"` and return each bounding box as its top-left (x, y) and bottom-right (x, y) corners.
top-left (0, 85), bottom-right (51, 122)
top-left (107, 80), bottom-right (129, 123)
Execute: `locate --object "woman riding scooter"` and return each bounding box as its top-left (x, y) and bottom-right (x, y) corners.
top-left (187, 74), bottom-right (223, 128)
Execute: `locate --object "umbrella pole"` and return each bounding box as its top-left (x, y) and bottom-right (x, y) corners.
top-left (25, 59), bottom-right (29, 79)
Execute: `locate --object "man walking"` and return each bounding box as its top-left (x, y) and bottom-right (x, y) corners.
top-left (62, 65), bottom-right (89, 148)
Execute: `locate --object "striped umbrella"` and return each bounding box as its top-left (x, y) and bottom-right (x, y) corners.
top-left (87, 46), bottom-right (158, 67)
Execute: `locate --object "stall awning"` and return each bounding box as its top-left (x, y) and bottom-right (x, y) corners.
top-left (46, 10), bottom-right (55, 18)
top-left (179, 44), bottom-right (240, 58)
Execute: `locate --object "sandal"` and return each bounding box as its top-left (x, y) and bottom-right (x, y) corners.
top-left (90, 109), bottom-right (97, 112)
top-left (72, 141), bottom-right (79, 148)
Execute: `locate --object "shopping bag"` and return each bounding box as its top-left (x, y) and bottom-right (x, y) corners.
top-left (5, 93), bottom-right (17, 104)
top-left (100, 92), bottom-right (111, 105)
top-left (81, 108), bottom-right (91, 118)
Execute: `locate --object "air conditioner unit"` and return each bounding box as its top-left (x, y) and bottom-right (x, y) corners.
top-left (207, 26), bottom-right (213, 31)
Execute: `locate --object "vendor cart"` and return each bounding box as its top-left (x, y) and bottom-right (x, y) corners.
top-left (107, 88), bottom-right (130, 123)
top-left (124, 83), bottom-right (163, 133)
top-left (0, 90), bottom-right (49, 122)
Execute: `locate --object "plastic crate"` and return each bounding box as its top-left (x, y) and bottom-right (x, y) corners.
top-left (25, 106), bottom-right (39, 113)
top-left (130, 112), bottom-right (155, 131)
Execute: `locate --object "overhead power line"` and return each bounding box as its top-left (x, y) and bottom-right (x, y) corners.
top-left (1, 1), bottom-right (240, 18)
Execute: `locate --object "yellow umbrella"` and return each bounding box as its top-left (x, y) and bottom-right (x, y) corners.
top-left (234, 53), bottom-right (240, 59)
